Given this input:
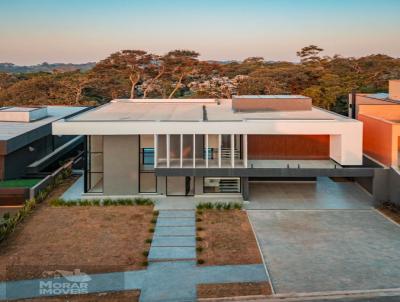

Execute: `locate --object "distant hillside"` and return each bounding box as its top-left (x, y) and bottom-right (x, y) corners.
top-left (0, 62), bottom-right (96, 73)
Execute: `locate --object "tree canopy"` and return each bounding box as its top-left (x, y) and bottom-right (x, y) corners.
top-left (1, 45), bottom-right (400, 115)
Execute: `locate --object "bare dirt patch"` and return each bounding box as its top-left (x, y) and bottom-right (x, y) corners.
top-left (197, 282), bottom-right (271, 299)
top-left (12, 290), bottom-right (140, 302)
top-left (196, 210), bottom-right (262, 266)
top-left (0, 176), bottom-right (154, 281)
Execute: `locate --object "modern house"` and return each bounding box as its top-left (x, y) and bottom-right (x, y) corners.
top-left (350, 80), bottom-right (400, 205)
top-left (53, 95), bottom-right (388, 201)
top-left (0, 106), bottom-right (87, 181)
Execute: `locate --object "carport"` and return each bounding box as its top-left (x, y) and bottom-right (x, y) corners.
top-left (247, 177), bottom-right (374, 210)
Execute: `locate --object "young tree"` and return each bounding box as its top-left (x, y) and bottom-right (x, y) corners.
top-left (164, 50), bottom-right (200, 98)
top-left (92, 50), bottom-right (152, 99)
top-left (296, 45), bottom-right (324, 64)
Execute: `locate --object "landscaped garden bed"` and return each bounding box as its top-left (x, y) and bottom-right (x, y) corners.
top-left (195, 202), bottom-right (272, 299)
top-left (198, 282), bottom-right (271, 299)
top-left (0, 175), bottom-right (155, 281)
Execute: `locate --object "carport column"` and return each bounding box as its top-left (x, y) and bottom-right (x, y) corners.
top-left (205, 134), bottom-right (209, 168)
top-left (243, 134), bottom-right (248, 168)
top-left (166, 134), bottom-right (170, 168)
top-left (180, 134), bottom-right (183, 168)
top-left (154, 134), bottom-right (158, 168)
top-left (218, 134), bottom-right (222, 168)
top-left (231, 134), bottom-right (235, 168)
top-left (242, 177), bottom-right (249, 201)
top-left (193, 134), bottom-right (196, 168)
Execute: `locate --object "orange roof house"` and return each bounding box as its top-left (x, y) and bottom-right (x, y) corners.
top-left (354, 80), bottom-right (400, 167)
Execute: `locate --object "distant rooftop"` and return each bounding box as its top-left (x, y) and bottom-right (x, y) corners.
top-left (0, 106), bottom-right (87, 155)
top-left (234, 95), bottom-right (309, 99)
top-left (0, 107), bottom-right (38, 112)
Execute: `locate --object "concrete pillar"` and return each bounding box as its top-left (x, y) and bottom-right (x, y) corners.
top-left (372, 168), bottom-right (390, 205)
top-left (243, 134), bottom-right (248, 168)
top-left (218, 134), bottom-right (222, 168)
top-left (242, 177), bottom-right (249, 201)
top-left (205, 134), bottom-right (209, 168)
top-left (154, 134), bottom-right (158, 168)
top-left (166, 134), bottom-right (170, 168)
top-left (231, 134), bottom-right (235, 168)
top-left (180, 134), bottom-right (183, 168)
top-left (193, 134), bottom-right (196, 168)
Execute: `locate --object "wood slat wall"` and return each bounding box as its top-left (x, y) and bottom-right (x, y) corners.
top-left (248, 135), bottom-right (330, 160)
top-left (0, 188), bottom-right (29, 206)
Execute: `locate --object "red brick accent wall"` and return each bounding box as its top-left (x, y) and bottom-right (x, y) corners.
top-left (248, 135), bottom-right (330, 160)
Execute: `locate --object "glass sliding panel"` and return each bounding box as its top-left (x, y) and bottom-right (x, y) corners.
top-left (167, 176), bottom-right (194, 196)
top-left (208, 134), bottom-right (219, 167)
top-left (169, 135), bottom-right (180, 167)
top-left (195, 135), bottom-right (205, 167)
top-left (86, 135), bottom-right (103, 193)
top-left (203, 177), bottom-right (241, 193)
top-left (182, 135), bottom-right (193, 167)
top-left (157, 135), bottom-right (167, 167)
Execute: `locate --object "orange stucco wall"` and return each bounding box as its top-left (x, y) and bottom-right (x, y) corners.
top-left (358, 103), bottom-right (400, 167)
top-left (358, 114), bottom-right (394, 166)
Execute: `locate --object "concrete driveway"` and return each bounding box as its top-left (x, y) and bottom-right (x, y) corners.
top-left (246, 177), bottom-right (374, 210)
top-left (248, 209), bottom-right (400, 294)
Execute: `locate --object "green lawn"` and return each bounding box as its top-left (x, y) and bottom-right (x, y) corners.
top-left (0, 179), bottom-right (42, 188)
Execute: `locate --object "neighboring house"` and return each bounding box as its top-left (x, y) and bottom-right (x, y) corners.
top-left (0, 106), bottom-right (87, 181)
top-left (351, 80), bottom-right (400, 168)
top-left (53, 95), bottom-right (388, 201)
top-left (351, 80), bottom-right (400, 205)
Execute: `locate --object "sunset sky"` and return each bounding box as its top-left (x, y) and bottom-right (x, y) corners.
top-left (1, 0), bottom-right (400, 65)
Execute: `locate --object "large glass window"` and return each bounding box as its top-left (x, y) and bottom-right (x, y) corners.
top-left (86, 136), bottom-right (103, 193)
top-left (203, 177), bottom-right (241, 193)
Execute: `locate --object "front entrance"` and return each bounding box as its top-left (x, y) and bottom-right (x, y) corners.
top-left (166, 176), bottom-right (194, 196)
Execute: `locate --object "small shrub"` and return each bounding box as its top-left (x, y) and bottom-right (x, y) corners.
top-left (153, 210), bottom-right (159, 216)
top-left (151, 218), bottom-right (157, 224)
top-left (196, 210), bottom-right (203, 215)
top-left (2, 213), bottom-right (10, 220)
top-left (197, 259), bottom-right (205, 265)
top-left (149, 228), bottom-right (155, 233)
top-left (197, 227), bottom-right (204, 231)
top-left (103, 199), bottom-right (113, 206)
top-left (135, 197), bottom-right (154, 206)
top-left (196, 236), bottom-right (203, 241)
top-left (196, 247), bottom-right (203, 252)
top-left (142, 251), bottom-right (149, 257)
top-left (145, 238), bottom-right (152, 244)
top-left (141, 261), bottom-right (149, 267)
top-left (196, 218), bottom-right (202, 222)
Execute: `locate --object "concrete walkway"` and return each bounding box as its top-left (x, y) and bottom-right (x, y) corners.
top-left (0, 262), bottom-right (267, 301)
top-left (149, 210), bottom-right (196, 262)
top-left (61, 175), bottom-right (84, 200)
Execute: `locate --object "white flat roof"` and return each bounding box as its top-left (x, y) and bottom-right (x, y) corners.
top-left (67, 99), bottom-right (349, 122)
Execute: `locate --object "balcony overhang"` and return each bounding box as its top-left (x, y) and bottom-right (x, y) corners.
top-left (155, 167), bottom-right (376, 178)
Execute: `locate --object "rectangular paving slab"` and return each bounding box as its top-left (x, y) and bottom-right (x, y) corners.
top-left (156, 217), bottom-right (195, 227)
top-left (158, 210), bottom-right (195, 218)
top-left (148, 246), bottom-right (196, 261)
top-left (152, 236), bottom-right (196, 247)
top-left (155, 226), bottom-right (196, 236)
